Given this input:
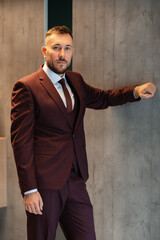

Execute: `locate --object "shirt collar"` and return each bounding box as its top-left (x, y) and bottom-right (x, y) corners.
top-left (43, 62), bottom-right (66, 85)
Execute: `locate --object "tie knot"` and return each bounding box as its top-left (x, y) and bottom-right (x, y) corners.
top-left (59, 78), bottom-right (65, 86)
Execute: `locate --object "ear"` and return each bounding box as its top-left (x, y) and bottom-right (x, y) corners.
top-left (41, 46), bottom-right (47, 58)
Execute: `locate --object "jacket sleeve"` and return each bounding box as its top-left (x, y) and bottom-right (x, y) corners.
top-left (82, 80), bottom-right (140, 109)
top-left (10, 81), bottom-right (37, 195)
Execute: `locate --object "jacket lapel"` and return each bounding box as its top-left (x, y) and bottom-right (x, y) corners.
top-left (37, 66), bottom-right (72, 128)
top-left (65, 72), bottom-right (85, 132)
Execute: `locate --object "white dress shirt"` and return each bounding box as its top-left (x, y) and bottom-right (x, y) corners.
top-left (43, 63), bottom-right (75, 109)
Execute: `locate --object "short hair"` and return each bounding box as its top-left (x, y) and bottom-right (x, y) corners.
top-left (45, 25), bottom-right (73, 39)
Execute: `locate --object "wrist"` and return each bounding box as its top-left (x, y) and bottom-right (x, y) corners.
top-left (24, 188), bottom-right (38, 195)
top-left (133, 87), bottom-right (139, 99)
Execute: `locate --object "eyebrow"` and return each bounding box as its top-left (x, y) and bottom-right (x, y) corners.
top-left (52, 44), bottom-right (73, 47)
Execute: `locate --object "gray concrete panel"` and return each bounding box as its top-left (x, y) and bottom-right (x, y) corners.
top-left (73, 0), bottom-right (160, 240)
top-left (0, 0), bottom-right (44, 239)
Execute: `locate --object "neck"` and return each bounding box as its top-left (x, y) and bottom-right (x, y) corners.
top-left (59, 73), bottom-right (64, 78)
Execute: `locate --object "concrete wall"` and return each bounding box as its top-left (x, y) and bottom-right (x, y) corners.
top-left (0, 0), bottom-right (44, 239)
top-left (0, 0), bottom-right (160, 240)
top-left (0, 138), bottom-right (7, 208)
top-left (73, 0), bottom-right (160, 240)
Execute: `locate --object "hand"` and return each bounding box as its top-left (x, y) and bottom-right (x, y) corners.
top-left (134, 82), bottom-right (156, 99)
top-left (24, 191), bottom-right (43, 215)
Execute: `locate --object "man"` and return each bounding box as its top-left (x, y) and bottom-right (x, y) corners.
top-left (11, 26), bottom-right (156, 240)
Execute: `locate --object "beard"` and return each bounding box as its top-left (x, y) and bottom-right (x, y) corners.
top-left (47, 59), bottom-right (71, 75)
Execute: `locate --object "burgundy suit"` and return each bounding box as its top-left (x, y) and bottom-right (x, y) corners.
top-left (11, 65), bottom-right (139, 240)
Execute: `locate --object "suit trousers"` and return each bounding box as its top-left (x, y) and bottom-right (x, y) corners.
top-left (26, 170), bottom-right (96, 240)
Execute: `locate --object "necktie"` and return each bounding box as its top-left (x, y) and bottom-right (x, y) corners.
top-left (59, 78), bottom-right (72, 112)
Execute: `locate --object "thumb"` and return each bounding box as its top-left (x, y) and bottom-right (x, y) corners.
top-left (140, 92), bottom-right (152, 98)
top-left (39, 195), bottom-right (43, 211)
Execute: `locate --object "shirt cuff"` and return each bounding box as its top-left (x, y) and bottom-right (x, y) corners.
top-left (133, 89), bottom-right (139, 99)
top-left (24, 188), bottom-right (38, 195)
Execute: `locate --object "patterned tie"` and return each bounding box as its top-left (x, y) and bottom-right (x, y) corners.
top-left (59, 78), bottom-right (72, 112)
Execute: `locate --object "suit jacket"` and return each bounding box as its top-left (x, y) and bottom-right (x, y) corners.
top-left (11, 65), bottom-right (139, 195)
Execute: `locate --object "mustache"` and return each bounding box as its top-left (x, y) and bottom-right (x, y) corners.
top-left (58, 57), bottom-right (67, 62)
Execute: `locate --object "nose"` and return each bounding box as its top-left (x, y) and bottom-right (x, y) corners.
top-left (59, 48), bottom-right (65, 59)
